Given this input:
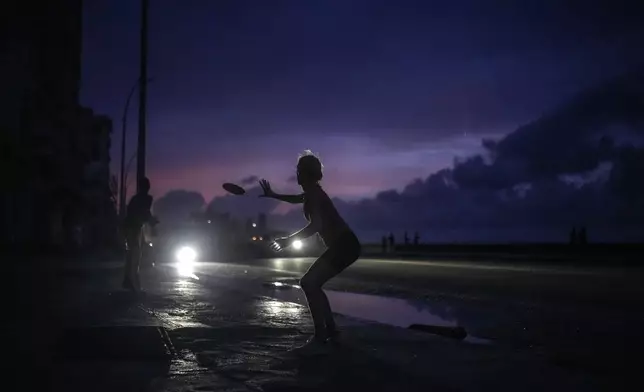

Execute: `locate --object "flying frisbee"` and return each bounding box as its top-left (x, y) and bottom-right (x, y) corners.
top-left (222, 182), bottom-right (246, 195)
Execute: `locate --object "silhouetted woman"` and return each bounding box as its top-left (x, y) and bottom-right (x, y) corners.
top-left (123, 177), bottom-right (157, 291)
top-left (260, 150), bottom-right (361, 352)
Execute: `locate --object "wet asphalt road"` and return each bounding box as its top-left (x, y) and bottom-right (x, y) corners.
top-left (201, 256), bottom-right (644, 308)
top-left (191, 256), bottom-right (644, 373)
top-left (52, 262), bottom-right (605, 392)
top-left (37, 256), bottom-right (642, 389)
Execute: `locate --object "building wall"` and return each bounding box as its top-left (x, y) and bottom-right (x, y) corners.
top-left (1, 1), bottom-right (84, 251)
top-left (79, 109), bottom-right (118, 249)
top-left (1, 1), bottom-right (118, 252)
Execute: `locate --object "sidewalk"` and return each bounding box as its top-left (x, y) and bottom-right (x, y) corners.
top-left (11, 260), bottom-right (604, 391)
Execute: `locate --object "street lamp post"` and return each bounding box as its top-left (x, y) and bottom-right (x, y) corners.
top-left (137, 0), bottom-right (150, 190)
top-left (121, 151), bottom-right (137, 209)
top-left (119, 0), bottom-right (151, 217)
top-left (118, 78), bottom-right (152, 219)
top-left (119, 82), bottom-right (139, 218)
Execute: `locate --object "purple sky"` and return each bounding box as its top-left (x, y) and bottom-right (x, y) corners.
top-left (80, 1), bottom-right (644, 241)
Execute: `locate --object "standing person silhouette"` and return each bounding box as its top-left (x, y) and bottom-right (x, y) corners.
top-left (123, 177), bottom-right (157, 292)
top-left (259, 150), bottom-right (361, 353)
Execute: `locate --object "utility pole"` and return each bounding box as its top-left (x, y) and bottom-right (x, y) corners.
top-left (136, 0), bottom-right (149, 191)
top-left (119, 111), bottom-right (127, 218)
top-left (119, 77), bottom-right (152, 218)
top-left (119, 81), bottom-right (139, 218)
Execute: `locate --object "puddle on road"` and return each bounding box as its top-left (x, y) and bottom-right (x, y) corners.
top-left (324, 290), bottom-right (456, 328)
top-left (262, 281), bottom-right (492, 344)
top-left (263, 281), bottom-right (298, 290)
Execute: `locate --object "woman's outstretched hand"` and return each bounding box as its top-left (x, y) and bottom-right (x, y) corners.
top-left (270, 237), bottom-right (289, 252)
top-left (259, 179), bottom-right (275, 198)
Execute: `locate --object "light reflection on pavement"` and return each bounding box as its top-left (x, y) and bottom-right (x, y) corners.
top-left (134, 274), bottom-right (448, 391)
top-left (192, 258), bottom-right (644, 335)
top-left (186, 258), bottom-right (644, 383)
top-left (137, 269), bottom-right (599, 391)
top-left (53, 259), bottom-right (642, 391)
top-left (259, 299), bottom-right (303, 318)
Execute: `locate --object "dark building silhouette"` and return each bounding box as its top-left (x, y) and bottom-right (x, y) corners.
top-left (404, 231), bottom-right (410, 246)
top-left (1, 2), bottom-right (115, 252)
top-left (77, 109), bottom-right (117, 249)
top-left (381, 236), bottom-right (387, 253)
top-left (414, 232), bottom-right (420, 246)
top-left (388, 233), bottom-right (395, 251)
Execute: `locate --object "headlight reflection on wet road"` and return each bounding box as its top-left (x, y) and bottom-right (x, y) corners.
top-left (260, 299), bottom-right (303, 318)
top-left (273, 259), bottom-right (284, 269)
top-left (176, 246), bottom-right (199, 279)
top-left (271, 258), bottom-right (310, 273)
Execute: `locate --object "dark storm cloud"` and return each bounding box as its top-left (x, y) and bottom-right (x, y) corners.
top-left (344, 70), bottom-right (644, 238)
top-left (266, 70), bottom-right (644, 241)
top-left (452, 68), bottom-right (644, 190)
top-left (153, 190), bottom-right (206, 224)
top-left (83, 0), bottom-right (644, 163)
top-left (240, 175), bottom-right (259, 186)
top-left (206, 185), bottom-right (279, 219)
top-left (80, 1), bottom-right (644, 241)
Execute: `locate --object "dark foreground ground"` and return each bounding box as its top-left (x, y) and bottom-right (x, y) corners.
top-left (4, 249), bottom-right (643, 391)
top-left (200, 253), bottom-right (644, 382)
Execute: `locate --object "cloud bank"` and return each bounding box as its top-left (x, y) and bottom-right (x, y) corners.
top-left (157, 69), bottom-right (644, 242)
top-left (240, 175), bottom-right (259, 186)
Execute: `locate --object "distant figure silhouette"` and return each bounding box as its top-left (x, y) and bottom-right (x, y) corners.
top-left (579, 226), bottom-right (588, 245)
top-left (381, 235), bottom-right (387, 254)
top-left (123, 177), bottom-right (157, 291)
top-left (259, 150), bottom-right (361, 354)
top-left (569, 227), bottom-right (577, 245)
top-left (414, 232), bottom-right (420, 246)
top-left (404, 231), bottom-right (410, 246)
top-left (388, 233), bottom-right (395, 251)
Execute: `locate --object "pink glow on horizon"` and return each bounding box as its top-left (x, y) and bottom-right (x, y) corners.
top-left (135, 132), bottom-right (499, 202)
top-left (143, 157), bottom-right (446, 203)
top-left (147, 165), bottom-right (233, 201)
top-left (145, 163), bottom-right (432, 202)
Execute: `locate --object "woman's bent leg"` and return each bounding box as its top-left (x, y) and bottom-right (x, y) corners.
top-left (300, 239), bottom-right (360, 339)
top-left (300, 255), bottom-right (339, 339)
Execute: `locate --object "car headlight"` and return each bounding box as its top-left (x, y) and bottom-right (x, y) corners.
top-left (176, 246), bottom-right (197, 263)
top-left (176, 246), bottom-right (197, 277)
top-left (292, 240), bottom-right (303, 250)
